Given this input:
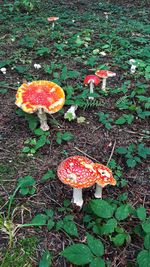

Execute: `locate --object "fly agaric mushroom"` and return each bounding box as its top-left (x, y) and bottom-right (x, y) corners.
top-left (15, 80), bottom-right (65, 131)
top-left (95, 70), bottom-right (116, 91)
top-left (57, 156), bottom-right (116, 208)
top-left (47, 16), bottom-right (59, 29)
top-left (57, 156), bottom-right (97, 207)
top-left (93, 163), bottom-right (116, 198)
top-left (84, 75), bottom-right (101, 100)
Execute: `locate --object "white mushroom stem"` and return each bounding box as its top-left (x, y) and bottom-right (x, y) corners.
top-left (37, 108), bottom-right (49, 131)
top-left (89, 81), bottom-right (94, 100)
top-left (94, 184), bottom-right (102, 198)
top-left (101, 78), bottom-right (107, 91)
top-left (64, 105), bottom-right (78, 120)
top-left (52, 22), bottom-right (55, 30)
top-left (73, 188), bottom-right (83, 208)
top-left (130, 65), bottom-right (136, 74)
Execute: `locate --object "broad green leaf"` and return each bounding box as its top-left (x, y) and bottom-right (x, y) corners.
top-left (111, 233), bottom-right (126, 246)
top-left (31, 214), bottom-right (47, 226)
top-left (61, 244), bottom-right (93, 265)
top-left (34, 128), bottom-right (45, 136)
top-left (35, 135), bottom-right (47, 150)
top-left (115, 204), bottom-right (131, 221)
top-left (87, 233), bottom-right (104, 257)
top-left (90, 199), bottom-right (114, 219)
top-left (20, 187), bottom-right (29, 195)
top-left (22, 147), bottom-right (30, 153)
top-left (39, 250), bottom-right (52, 267)
top-left (100, 218), bottom-right (117, 235)
top-left (137, 250), bottom-right (150, 267)
top-left (90, 257), bottom-right (105, 267)
top-left (115, 116), bottom-right (126, 125)
top-left (126, 158), bottom-right (137, 168)
top-left (63, 220), bottom-right (78, 237)
top-left (142, 221), bottom-right (150, 233)
top-left (136, 206), bottom-right (146, 221)
top-left (47, 220), bottom-right (55, 231)
top-left (62, 132), bottom-right (74, 141)
top-left (116, 147), bottom-right (127, 154)
top-left (0, 89), bottom-right (8, 94)
top-left (18, 176), bottom-right (35, 188)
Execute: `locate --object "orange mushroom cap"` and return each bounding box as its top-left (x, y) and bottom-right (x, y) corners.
top-left (47, 17), bottom-right (59, 22)
top-left (95, 70), bottom-right (116, 78)
top-left (94, 163), bottom-right (116, 187)
top-left (57, 156), bottom-right (98, 189)
top-left (15, 80), bottom-right (65, 114)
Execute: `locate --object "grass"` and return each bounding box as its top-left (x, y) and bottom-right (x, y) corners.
top-left (0, 0), bottom-right (150, 266)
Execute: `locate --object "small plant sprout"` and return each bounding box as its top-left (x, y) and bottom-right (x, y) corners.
top-left (64, 105), bottom-right (78, 120)
top-left (47, 16), bottom-right (59, 29)
top-left (84, 75), bottom-right (101, 100)
top-left (129, 59), bottom-right (139, 74)
top-left (95, 70), bottom-right (116, 91)
top-left (57, 156), bottom-right (116, 208)
top-left (15, 80), bottom-right (65, 131)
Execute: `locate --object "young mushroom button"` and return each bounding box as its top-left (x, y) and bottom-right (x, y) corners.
top-left (15, 80), bottom-right (65, 131)
top-left (57, 156), bottom-right (97, 208)
top-left (93, 163), bottom-right (116, 198)
top-left (84, 75), bottom-right (101, 100)
top-left (47, 17), bottom-right (59, 29)
top-left (95, 70), bottom-right (116, 91)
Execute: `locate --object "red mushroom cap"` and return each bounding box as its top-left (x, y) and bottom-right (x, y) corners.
top-left (84, 75), bottom-right (101, 86)
top-left (94, 163), bottom-right (116, 187)
top-left (95, 70), bottom-right (116, 78)
top-left (15, 80), bottom-right (65, 114)
top-left (47, 17), bottom-right (59, 22)
top-left (57, 156), bottom-right (97, 188)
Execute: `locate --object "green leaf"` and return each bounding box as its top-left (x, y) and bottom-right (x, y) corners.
top-left (100, 218), bottom-right (117, 235)
top-left (61, 244), bottom-right (93, 265)
top-left (34, 128), bottom-right (45, 136)
top-left (35, 135), bottom-right (47, 150)
top-left (137, 250), bottom-right (150, 267)
top-left (126, 158), bottom-right (137, 168)
top-left (87, 233), bottom-right (104, 257)
top-left (115, 204), bottom-right (131, 221)
top-left (18, 175), bottom-right (36, 188)
top-left (22, 146), bottom-right (30, 153)
top-left (116, 147), bottom-right (127, 154)
top-left (144, 234), bottom-right (150, 249)
top-left (89, 257), bottom-right (105, 267)
top-left (15, 65), bottom-right (29, 74)
top-left (115, 116), bottom-right (126, 125)
top-left (111, 233), bottom-right (126, 246)
top-left (47, 219), bottom-right (55, 231)
top-left (63, 220), bottom-right (78, 237)
top-left (39, 250), bottom-right (52, 267)
top-left (41, 170), bottom-right (55, 182)
top-left (136, 206), bottom-right (146, 221)
top-left (20, 187), bottom-right (29, 195)
top-left (31, 214), bottom-right (47, 226)
top-left (90, 199), bottom-right (114, 219)
top-left (142, 221), bottom-right (150, 233)
top-left (62, 132), bottom-right (74, 141)
top-left (0, 89), bottom-right (8, 94)
top-left (68, 70), bottom-right (80, 78)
